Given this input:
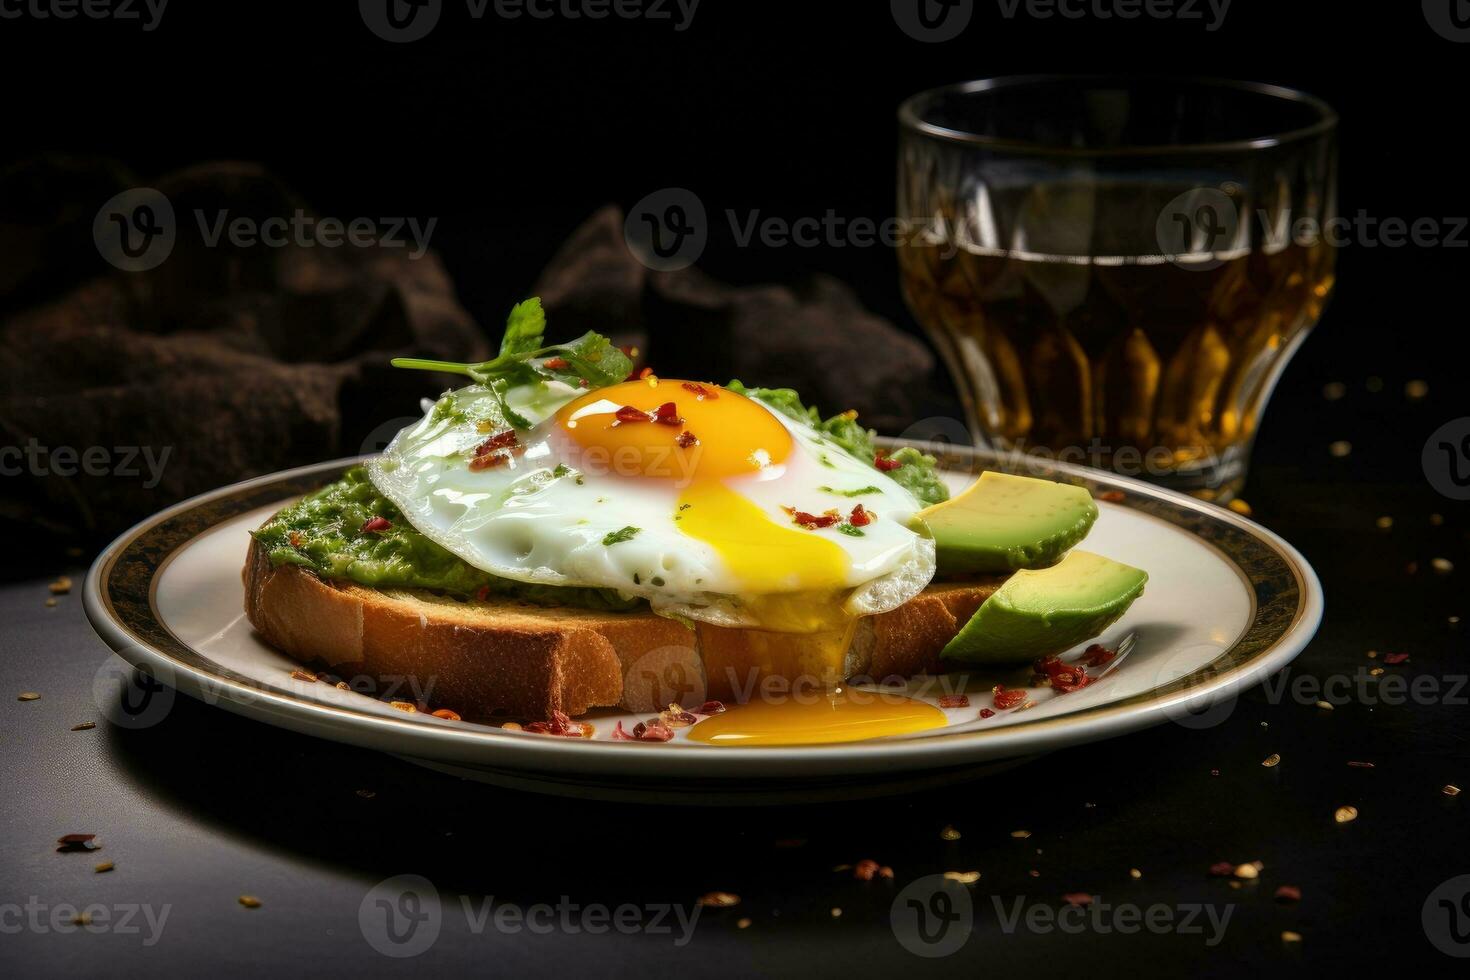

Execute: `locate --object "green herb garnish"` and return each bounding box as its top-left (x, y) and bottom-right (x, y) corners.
top-left (603, 526), bottom-right (641, 547)
top-left (392, 297), bottom-right (633, 428)
top-left (837, 523), bottom-right (866, 537)
top-left (819, 485), bottom-right (882, 497)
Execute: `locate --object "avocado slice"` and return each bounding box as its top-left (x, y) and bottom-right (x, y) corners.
top-left (912, 471), bottom-right (1098, 575)
top-left (941, 550), bottom-right (1147, 664)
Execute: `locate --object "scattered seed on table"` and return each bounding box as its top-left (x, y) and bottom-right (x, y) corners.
top-left (94, 861), bottom-right (114, 873)
top-left (1262, 753), bottom-right (1281, 768)
top-left (1375, 516), bottom-right (1393, 530)
top-left (1335, 805), bottom-right (1359, 824)
top-left (18, 692), bottom-right (40, 702)
top-left (238, 896), bottom-right (261, 909)
top-left (940, 825), bottom-right (961, 841)
top-left (1432, 558), bottom-right (1454, 575)
top-left (1282, 930), bottom-right (1303, 944)
top-left (1322, 382), bottom-right (1346, 401)
top-left (70, 722), bottom-right (95, 732)
top-left (1405, 379), bottom-right (1429, 400)
top-left (1328, 440), bottom-right (1352, 458)
top-left (1444, 784), bottom-right (1462, 797)
top-left (1316, 701), bottom-right (1334, 710)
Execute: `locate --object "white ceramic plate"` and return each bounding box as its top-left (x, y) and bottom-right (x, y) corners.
top-left (84, 445), bottom-right (1321, 803)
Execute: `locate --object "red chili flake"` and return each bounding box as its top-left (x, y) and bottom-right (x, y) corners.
top-left (993, 687), bottom-right (1027, 710)
top-left (1209, 861), bottom-right (1235, 877)
top-left (524, 710), bottom-right (582, 737)
top-left (873, 452), bottom-right (902, 472)
top-left (629, 721), bottom-right (675, 743)
top-left (611, 721), bottom-right (636, 740)
top-left (1080, 644), bottom-right (1117, 668)
top-left (636, 366), bottom-right (655, 380)
top-left (578, 378), bottom-right (589, 388)
top-left (853, 859), bottom-right (882, 881)
top-left (682, 382), bottom-right (718, 400)
top-left (790, 509), bottom-right (841, 530)
top-left (1098, 490), bottom-right (1126, 503)
top-left (474, 585), bottom-right (491, 602)
top-left (676, 430), bottom-right (699, 449)
top-left (1038, 657), bottom-right (1092, 693)
top-left (1383, 652), bottom-right (1410, 664)
top-left (653, 401), bottom-right (683, 426)
top-left (849, 504), bottom-right (874, 527)
top-left (1274, 885), bottom-right (1302, 903)
top-left (979, 708), bottom-right (996, 719)
top-left (937, 695), bottom-right (970, 709)
top-left (469, 429), bottom-right (523, 471)
top-left (543, 357), bottom-right (570, 370)
top-left (1347, 760), bottom-right (1375, 768)
top-left (1061, 893), bottom-right (1093, 907)
top-left (360, 516), bottom-right (393, 534)
top-left (57, 834), bottom-right (100, 853)
top-left (696, 700), bottom-right (726, 715)
top-left (615, 405), bottom-right (650, 424)
top-left (431, 708), bottom-right (462, 721)
top-left (287, 531), bottom-right (303, 548)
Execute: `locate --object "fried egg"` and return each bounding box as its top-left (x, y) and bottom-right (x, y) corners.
top-left (367, 377), bottom-right (935, 631)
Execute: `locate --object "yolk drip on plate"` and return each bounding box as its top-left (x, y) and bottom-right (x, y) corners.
top-left (685, 687), bottom-right (946, 746)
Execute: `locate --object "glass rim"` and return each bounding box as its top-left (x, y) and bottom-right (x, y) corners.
top-left (898, 75), bottom-right (1339, 157)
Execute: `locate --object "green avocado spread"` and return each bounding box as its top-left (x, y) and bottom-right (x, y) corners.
top-left (253, 387), bottom-right (949, 610)
top-left (252, 467), bottom-right (642, 611)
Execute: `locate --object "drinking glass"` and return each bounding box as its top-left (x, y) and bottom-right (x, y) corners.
top-left (898, 76), bottom-right (1338, 499)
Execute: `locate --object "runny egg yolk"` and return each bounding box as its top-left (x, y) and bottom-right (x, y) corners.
top-left (555, 379), bottom-right (850, 599)
top-left (685, 687), bottom-right (946, 746)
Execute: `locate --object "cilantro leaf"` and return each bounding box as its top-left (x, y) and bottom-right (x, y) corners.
top-left (602, 526), bottom-right (641, 547)
top-left (500, 297), bottom-right (546, 356)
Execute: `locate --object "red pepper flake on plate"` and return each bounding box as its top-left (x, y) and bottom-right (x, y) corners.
top-left (978, 707), bottom-right (995, 719)
top-left (1383, 652), bottom-right (1410, 664)
top-left (849, 504), bottom-right (874, 527)
top-left (57, 834), bottom-right (100, 853)
top-left (676, 430), bottom-right (699, 448)
top-left (653, 401), bottom-right (684, 426)
top-left (1097, 490), bottom-right (1126, 503)
top-left (469, 429), bottom-right (524, 471)
top-left (696, 700), bottom-right (726, 715)
top-left (360, 516), bottom-right (393, 534)
top-left (1208, 861), bottom-right (1235, 877)
top-left (873, 452), bottom-right (902, 472)
top-left (615, 405), bottom-right (650, 425)
top-left (1035, 656), bottom-right (1092, 693)
top-left (543, 357), bottom-right (570, 370)
top-left (786, 508), bottom-right (842, 530)
top-left (524, 710), bottom-right (593, 737)
top-left (937, 695), bottom-right (970, 709)
top-left (431, 708), bottom-right (462, 721)
top-left (682, 382), bottom-right (718, 400)
top-left (993, 687), bottom-right (1027, 710)
top-left (1080, 644), bottom-right (1117, 668)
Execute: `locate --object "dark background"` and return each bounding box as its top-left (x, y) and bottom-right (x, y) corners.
top-left (2, 2), bottom-right (1468, 976)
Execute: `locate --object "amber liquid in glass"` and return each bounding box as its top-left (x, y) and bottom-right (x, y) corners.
top-left (900, 210), bottom-right (1334, 495)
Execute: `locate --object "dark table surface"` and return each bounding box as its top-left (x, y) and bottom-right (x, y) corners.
top-left (2, 364), bottom-right (1467, 978)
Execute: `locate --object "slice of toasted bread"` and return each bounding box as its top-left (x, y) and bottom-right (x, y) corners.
top-left (243, 538), bottom-right (1002, 720)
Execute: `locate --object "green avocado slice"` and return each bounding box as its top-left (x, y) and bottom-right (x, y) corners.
top-left (942, 550), bottom-right (1147, 664)
top-left (912, 471), bottom-right (1098, 575)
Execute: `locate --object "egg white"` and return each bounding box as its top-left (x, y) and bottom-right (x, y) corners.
top-left (367, 381), bottom-right (936, 628)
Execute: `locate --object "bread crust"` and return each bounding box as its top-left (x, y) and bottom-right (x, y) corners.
top-left (244, 538), bottom-right (1002, 720)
